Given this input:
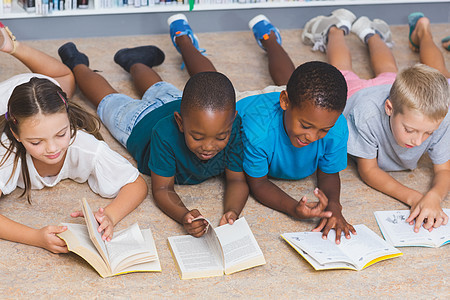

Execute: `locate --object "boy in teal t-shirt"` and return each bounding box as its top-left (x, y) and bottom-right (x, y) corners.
top-left (59, 14), bottom-right (248, 238)
top-left (239, 15), bottom-right (355, 243)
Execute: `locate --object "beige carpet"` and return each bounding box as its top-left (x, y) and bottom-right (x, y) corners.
top-left (0, 22), bottom-right (449, 298)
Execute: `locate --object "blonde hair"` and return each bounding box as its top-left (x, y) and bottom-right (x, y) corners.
top-left (390, 64), bottom-right (449, 120)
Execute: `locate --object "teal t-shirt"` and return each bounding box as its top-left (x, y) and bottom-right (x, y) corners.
top-left (126, 100), bottom-right (244, 185)
top-left (237, 92), bottom-right (348, 179)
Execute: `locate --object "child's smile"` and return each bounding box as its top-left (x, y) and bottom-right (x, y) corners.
top-left (15, 112), bottom-right (71, 171)
top-left (175, 108), bottom-right (236, 161)
top-left (282, 98), bottom-right (340, 148)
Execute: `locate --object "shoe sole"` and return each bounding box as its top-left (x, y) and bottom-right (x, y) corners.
top-left (167, 13), bottom-right (187, 26)
top-left (301, 15), bottom-right (323, 45)
top-left (248, 14), bottom-right (269, 29)
top-left (302, 8), bottom-right (356, 45)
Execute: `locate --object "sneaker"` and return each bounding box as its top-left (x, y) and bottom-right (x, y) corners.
top-left (248, 14), bottom-right (282, 50)
top-left (168, 13), bottom-right (200, 53)
top-left (114, 46), bottom-right (165, 73)
top-left (302, 8), bottom-right (356, 52)
top-left (352, 16), bottom-right (393, 48)
top-left (0, 21), bottom-right (17, 54)
top-left (58, 42), bottom-right (89, 70)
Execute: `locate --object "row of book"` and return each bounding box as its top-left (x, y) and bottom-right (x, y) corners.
top-left (3, 0), bottom-right (335, 14)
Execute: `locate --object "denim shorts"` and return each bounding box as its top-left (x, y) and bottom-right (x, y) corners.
top-left (97, 81), bottom-right (182, 147)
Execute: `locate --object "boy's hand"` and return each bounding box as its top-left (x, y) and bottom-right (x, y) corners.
top-left (219, 210), bottom-right (238, 226)
top-left (312, 205), bottom-right (356, 244)
top-left (407, 193), bottom-right (448, 232)
top-left (295, 188), bottom-right (332, 219)
top-left (182, 209), bottom-right (208, 237)
top-left (71, 208), bottom-right (115, 242)
top-left (37, 225), bottom-right (69, 253)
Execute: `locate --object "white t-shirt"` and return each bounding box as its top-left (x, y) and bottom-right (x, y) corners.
top-left (0, 73), bottom-right (140, 198)
top-left (0, 130), bottom-right (139, 198)
top-left (0, 73), bottom-right (59, 115)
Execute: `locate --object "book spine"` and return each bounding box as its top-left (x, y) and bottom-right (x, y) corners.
top-left (78, 0), bottom-right (89, 8)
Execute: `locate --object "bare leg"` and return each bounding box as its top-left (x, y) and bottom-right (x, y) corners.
top-left (72, 64), bottom-right (117, 108)
top-left (326, 27), bottom-right (352, 71)
top-left (260, 32), bottom-right (295, 86)
top-left (129, 63), bottom-right (163, 97)
top-left (410, 17), bottom-right (449, 78)
top-left (367, 34), bottom-right (398, 76)
top-left (176, 35), bottom-right (216, 76)
top-left (0, 33), bottom-right (75, 97)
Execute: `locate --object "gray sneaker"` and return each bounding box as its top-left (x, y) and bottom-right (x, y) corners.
top-left (351, 16), bottom-right (393, 48)
top-left (302, 8), bottom-right (357, 52)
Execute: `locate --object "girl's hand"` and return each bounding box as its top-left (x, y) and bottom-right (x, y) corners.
top-left (94, 207), bottom-right (114, 242)
top-left (37, 225), bottom-right (69, 253)
top-left (71, 208), bottom-right (114, 241)
top-left (219, 210), bottom-right (238, 226)
top-left (182, 209), bottom-right (208, 237)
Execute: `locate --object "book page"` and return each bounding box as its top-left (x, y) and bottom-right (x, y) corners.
top-left (282, 231), bottom-right (350, 265)
top-left (337, 224), bottom-right (401, 270)
top-left (111, 229), bottom-right (161, 276)
top-left (282, 224), bottom-right (400, 270)
top-left (81, 198), bottom-right (109, 267)
top-left (281, 237), bottom-right (357, 270)
top-left (374, 209), bottom-right (450, 247)
top-left (168, 219), bottom-right (224, 279)
top-left (106, 223), bottom-right (155, 273)
top-left (58, 223), bottom-right (110, 277)
top-left (214, 217), bottom-right (265, 274)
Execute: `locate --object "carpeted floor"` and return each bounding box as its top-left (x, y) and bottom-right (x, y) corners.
top-left (0, 19), bottom-right (449, 298)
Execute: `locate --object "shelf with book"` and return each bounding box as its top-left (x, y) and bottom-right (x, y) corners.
top-left (1, 0), bottom-right (446, 19)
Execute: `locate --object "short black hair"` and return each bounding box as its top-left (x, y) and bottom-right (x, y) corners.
top-left (286, 61), bottom-right (347, 112)
top-left (181, 72), bottom-right (236, 115)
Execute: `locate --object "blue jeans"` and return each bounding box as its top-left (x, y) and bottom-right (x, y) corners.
top-left (97, 81), bottom-right (182, 146)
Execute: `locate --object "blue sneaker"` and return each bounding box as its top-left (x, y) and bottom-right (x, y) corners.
top-left (248, 15), bottom-right (282, 50)
top-left (168, 13), bottom-right (200, 53)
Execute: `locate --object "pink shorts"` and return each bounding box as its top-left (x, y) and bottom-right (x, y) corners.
top-left (340, 70), bottom-right (397, 99)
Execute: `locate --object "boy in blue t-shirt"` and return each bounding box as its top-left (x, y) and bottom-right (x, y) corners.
top-left (59, 14), bottom-right (248, 238)
top-left (239, 15), bottom-right (355, 243)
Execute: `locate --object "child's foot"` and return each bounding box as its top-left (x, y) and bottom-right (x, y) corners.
top-left (442, 36), bottom-right (450, 51)
top-left (114, 46), bottom-right (165, 72)
top-left (0, 22), bottom-right (18, 54)
top-left (248, 14), bottom-right (282, 50)
top-left (408, 12), bottom-right (425, 52)
top-left (168, 13), bottom-right (200, 53)
top-left (352, 16), bottom-right (393, 47)
top-left (302, 8), bottom-right (356, 52)
top-left (58, 42), bottom-right (89, 70)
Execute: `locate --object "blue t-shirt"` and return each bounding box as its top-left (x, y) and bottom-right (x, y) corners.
top-left (237, 92), bottom-right (348, 179)
top-left (126, 100), bottom-right (244, 185)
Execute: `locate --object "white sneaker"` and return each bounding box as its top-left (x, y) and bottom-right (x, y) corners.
top-left (302, 8), bottom-right (357, 52)
top-left (352, 16), bottom-right (393, 48)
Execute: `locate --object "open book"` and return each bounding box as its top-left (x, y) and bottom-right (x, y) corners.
top-left (374, 209), bottom-right (450, 248)
top-left (168, 217), bottom-right (266, 279)
top-left (57, 198), bottom-right (161, 278)
top-left (281, 224), bottom-right (402, 271)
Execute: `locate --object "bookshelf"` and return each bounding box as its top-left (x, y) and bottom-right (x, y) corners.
top-left (2, 0), bottom-right (448, 19)
top-left (1, 0), bottom-right (448, 39)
